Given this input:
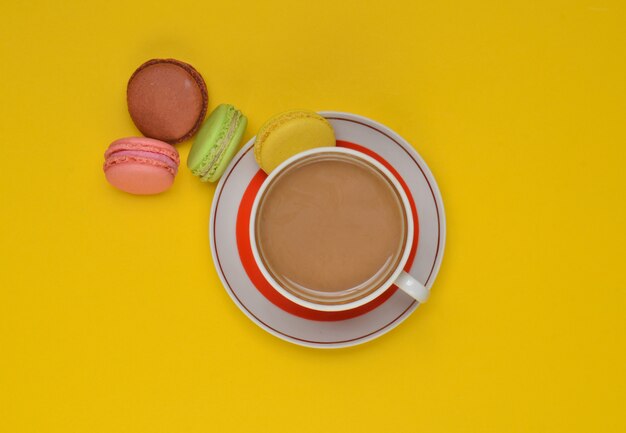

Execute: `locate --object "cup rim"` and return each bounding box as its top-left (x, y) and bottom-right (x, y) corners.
top-left (249, 146), bottom-right (414, 312)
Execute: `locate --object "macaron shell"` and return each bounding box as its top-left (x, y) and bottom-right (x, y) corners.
top-left (254, 111), bottom-right (335, 173)
top-left (104, 163), bottom-right (175, 195)
top-left (187, 104), bottom-right (229, 172)
top-left (103, 136), bottom-right (180, 195)
top-left (206, 115), bottom-right (247, 182)
top-left (127, 59), bottom-right (208, 144)
top-left (187, 104), bottom-right (247, 183)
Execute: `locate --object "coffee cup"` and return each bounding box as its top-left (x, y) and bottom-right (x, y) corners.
top-left (250, 147), bottom-right (429, 312)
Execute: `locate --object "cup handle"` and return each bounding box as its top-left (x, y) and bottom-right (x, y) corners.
top-left (394, 271), bottom-right (430, 303)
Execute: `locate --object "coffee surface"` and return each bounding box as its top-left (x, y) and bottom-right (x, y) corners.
top-left (256, 154), bottom-right (406, 305)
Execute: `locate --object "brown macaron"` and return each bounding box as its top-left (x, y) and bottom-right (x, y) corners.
top-left (127, 58), bottom-right (208, 144)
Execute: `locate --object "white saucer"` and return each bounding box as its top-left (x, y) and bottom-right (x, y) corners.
top-left (210, 112), bottom-right (446, 348)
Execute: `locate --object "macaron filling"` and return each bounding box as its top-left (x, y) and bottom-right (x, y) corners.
top-left (104, 150), bottom-right (179, 175)
top-left (193, 108), bottom-right (243, 181)
top-left (106, 141), bottom-right (180, 165)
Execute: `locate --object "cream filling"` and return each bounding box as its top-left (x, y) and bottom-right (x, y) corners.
top-left (199, 111), bottom-right (241, 180)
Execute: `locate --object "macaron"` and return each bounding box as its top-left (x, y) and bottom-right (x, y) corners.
top-left (187, 104), bottom-right (247, 182)
top-left (127, 58), bottom-right (208, 144)
top-left (253, 110), bottom-right (335, 174)
top-left (103, 137), bottom-right (180, 195)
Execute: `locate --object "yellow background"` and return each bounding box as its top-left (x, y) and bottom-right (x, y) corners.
top-left (1, 0), bottom-right (625, 431)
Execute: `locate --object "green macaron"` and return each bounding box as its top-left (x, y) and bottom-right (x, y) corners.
top-left (187, 104), bottom-right (247, 182)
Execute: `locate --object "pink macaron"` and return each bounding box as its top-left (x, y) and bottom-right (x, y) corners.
top-left (103, 137), bottom-right (180, 195)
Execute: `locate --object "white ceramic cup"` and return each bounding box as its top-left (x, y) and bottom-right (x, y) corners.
top-left (250, 147), bottom-right (429, 312)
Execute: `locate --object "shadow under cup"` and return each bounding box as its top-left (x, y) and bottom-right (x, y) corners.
top-left (253, 151), bottom-right (409, 308)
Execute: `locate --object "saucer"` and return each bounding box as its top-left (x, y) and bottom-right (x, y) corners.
top-left (210, 112), bottom-right (446, 348)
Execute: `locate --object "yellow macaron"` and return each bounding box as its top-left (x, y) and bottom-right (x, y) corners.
top-left (254, 110), bottom-right (336, 173)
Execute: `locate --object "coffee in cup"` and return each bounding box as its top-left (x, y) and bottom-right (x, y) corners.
top-left (251, 148), bottom-right (429, 312)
